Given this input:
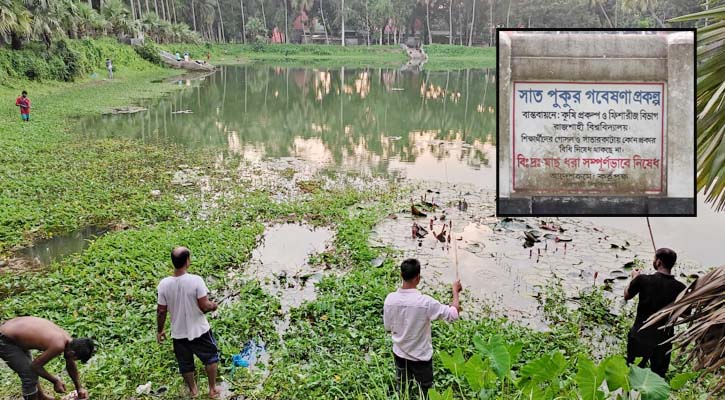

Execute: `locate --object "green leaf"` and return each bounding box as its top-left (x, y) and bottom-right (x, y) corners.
top-left (519, 351), bottom-right (567, 384)
top-left (629, 365), bottom-right (670, 400)
top-left (603, 355), bottom-right (630, 392)
top-left (439, 348), bottom-right (466, 378)
top-left (574, 355), bottom-right (605, 400)
top-left (474, 335), bottom-right (513, 380)
top-left (670, 371), bottom-right (699, 390)
top-left (462, 353), bottom-right (488, 392)
top-left (519, 380), bottom-right (549, 400)
top-left (429, 387), bottom-right (453, 400)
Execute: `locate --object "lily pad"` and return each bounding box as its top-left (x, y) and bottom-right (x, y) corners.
top-left (464, 242), bottom-right (485, 254)
top-left (623, 261), bottom-right (636, 270)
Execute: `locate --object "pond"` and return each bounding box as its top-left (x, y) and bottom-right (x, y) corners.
top-left (79, 64), bottom-right (722, 324)
top-left (83, 65), bottom-right (497, 188)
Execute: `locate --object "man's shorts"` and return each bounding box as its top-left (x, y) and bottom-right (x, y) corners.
top-left (0, 333), bottom-right (38, 397)
top-left (394, 353), bottom-right (433, 396)
top-left (172, 330), bottom-right (220, 374)
top-left (21, 114), bottom-right (29, 121)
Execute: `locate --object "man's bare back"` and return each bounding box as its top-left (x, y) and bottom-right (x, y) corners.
top-left (0, 317), bottom-right (72, 352)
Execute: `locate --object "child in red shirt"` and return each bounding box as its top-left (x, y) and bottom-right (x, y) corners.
top-left (15, 90), bottom-right (30, 122)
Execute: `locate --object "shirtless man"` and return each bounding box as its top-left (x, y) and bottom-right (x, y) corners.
top-left (0, 317), bottom-right (95, 400)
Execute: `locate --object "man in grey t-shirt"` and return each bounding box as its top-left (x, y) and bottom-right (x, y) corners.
top-left (157, 247), bottom-right (220, 398)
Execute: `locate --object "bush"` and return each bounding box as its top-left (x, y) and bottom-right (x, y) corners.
top-left (134, 41), bottom-right (162, 65)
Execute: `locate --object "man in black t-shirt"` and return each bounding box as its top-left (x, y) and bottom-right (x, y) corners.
top-left (624, 248), bottom-right (686, 378)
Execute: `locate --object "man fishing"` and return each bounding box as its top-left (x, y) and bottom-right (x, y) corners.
top-left (157, 246), bottom-right (221, 398)
top-left (15, 90), bottom-right (31, 122)
top-left (384, 258), bottom-right (462, 398)
top-left (624, 248), bottom-right (686, 378)
top-left (0, 317), bottom-right (95, 400)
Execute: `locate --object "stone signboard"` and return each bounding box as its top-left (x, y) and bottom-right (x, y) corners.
top-left (512, 81), bottom-right (665, 194)
top-left (497, 31), bottom-right (695, 215)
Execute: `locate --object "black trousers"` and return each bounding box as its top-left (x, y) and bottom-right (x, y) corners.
top-left (394, 353), bottom-right (433, 399)
top-left (626, 331), bottom-right (672, 378)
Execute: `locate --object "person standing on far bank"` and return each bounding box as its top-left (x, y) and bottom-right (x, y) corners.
top-left (105, 58), bottom-right (113, 79)
top-left (157, 247), bottom-right (221, 398)
top-left (15, 90), bottom-right (31, 122)
top-left (384, 258), bottom-right (462, 398)
top-left (624, 248), bottom-right (686, 378)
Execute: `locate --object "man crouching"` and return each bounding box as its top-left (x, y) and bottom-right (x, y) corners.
top-left (0, 317), bottom-right (95, 400)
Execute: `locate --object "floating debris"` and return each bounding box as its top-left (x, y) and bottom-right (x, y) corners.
top-left (370, 256), bottom-right (386, 267)
top-left (105, 106), bottom-right (147, 114)
top-left (171, 109), bottom-right (193, 114)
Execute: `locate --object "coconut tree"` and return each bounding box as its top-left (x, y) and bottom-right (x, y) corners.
top-left (642, 265), bottom-right (724, 393)
top-left (669, 5), bottom-right (725, 211)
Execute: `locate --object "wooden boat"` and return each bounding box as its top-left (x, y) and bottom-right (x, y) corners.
top-left (159, 50), bottom-right (216, 71)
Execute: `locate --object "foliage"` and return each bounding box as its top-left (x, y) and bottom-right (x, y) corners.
top-left (134, 40), bottom-right (163, 65)
top-left (643, 265), bottom-right (725, 392)
top-left (0, 38), bottom-right (155, 82)
top-left (436, 343), bottom-right (686, 400)
top-left (670, 5), bottom-right (725, 211)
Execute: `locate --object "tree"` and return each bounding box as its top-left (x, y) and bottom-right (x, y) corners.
top-left (670, 5), bottom-right (725, 211)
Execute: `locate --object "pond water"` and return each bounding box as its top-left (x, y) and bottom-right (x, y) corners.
top-left (82, 65), bottom-right (497, 188)
top-left (76, 64), bottom-right (722, 323)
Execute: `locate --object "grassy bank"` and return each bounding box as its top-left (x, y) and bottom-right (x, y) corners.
top-left (423, 44), bottom-right (496, 70)
top-left (161, 43), bottom-right (496, 70)
top-left (162, 43), bottom-right (409, 67)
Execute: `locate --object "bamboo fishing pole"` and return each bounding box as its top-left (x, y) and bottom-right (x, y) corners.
top-left (646, 217), bottom-right (656, 253)
top-left (453, 220), bottom-right (459, 280)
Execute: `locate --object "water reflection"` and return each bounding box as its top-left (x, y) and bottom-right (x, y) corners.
top-left (83, 65), bottom-right (496, 186)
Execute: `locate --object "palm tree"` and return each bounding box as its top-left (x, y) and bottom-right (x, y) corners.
top-left (669, 5), bottom-right (725, 211)
top-left (468, 0), bottom-right (476, 46)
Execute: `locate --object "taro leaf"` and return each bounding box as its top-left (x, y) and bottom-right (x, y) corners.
top-left (429, 387), bottom-right (453, 400)
top-left (520, 351), bottom-right (567, 384)
top-left (575, 355), bottom-right (606, 400)
top-left (519, 380), bottom-right (549, 400)
top-left (474, 335), bottom-right (514, 380)
top-left (629, 365), bottom-right (670, 400)
top-left (669, 371), bottom-right (699, 390)
top-left (603, 355), bottom-right (630, 392)
top-left (439, 348), bottom-right (466, 377)
top-left (462, 353), bottom-right (488, 392)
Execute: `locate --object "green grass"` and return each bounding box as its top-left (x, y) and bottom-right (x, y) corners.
top-left (423, 44), bottom-right (496, 70)
top-left (161, 43), bottom-right (409, 67)
top-left (161, 42), bottom-right (496, 70)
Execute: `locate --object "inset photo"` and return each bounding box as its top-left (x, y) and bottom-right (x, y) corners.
top-left (496, 29), bottom-right (696, 216)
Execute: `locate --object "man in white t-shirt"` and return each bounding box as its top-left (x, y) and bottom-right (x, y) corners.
top-left (157, 247), bottom-right (220, 398)
top-left (383, 258), bottom-right (462, 398)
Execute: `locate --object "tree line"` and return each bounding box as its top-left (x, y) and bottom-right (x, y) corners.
top-left (0, 0), bottom-right (707, 49)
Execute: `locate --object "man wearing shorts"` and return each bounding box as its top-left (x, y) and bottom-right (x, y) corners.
top-left (0, 317), bottom-right (95, 400)
top-left (157, 246), bottom-right (220, 398)
top-left (384, 258), bottom-right (462, 398)
top-left (15, 90), bottom-right (30, 121)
